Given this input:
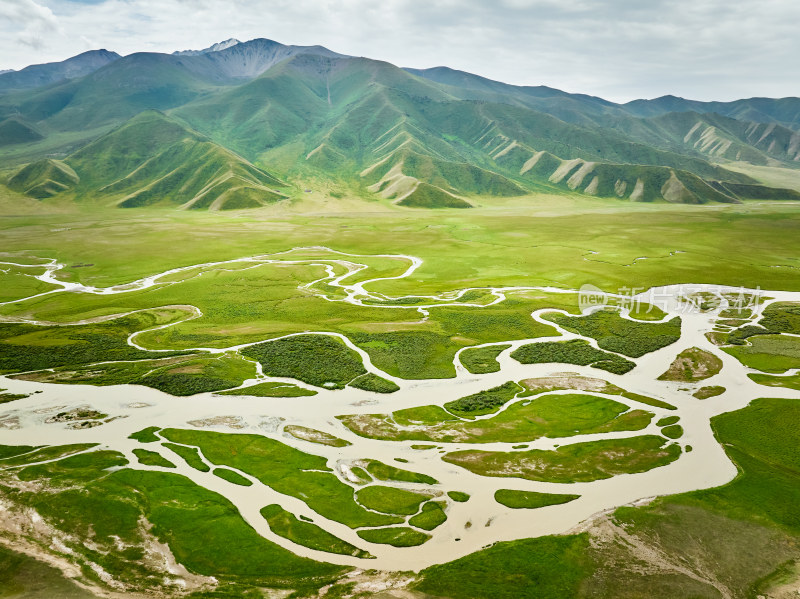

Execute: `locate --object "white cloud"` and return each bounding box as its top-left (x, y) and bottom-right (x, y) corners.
top-left (0, 0), bottom-right (62, 50)
top-left (0, 0), bottom-right (798, 101)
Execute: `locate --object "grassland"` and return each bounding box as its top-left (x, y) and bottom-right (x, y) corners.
top-left (160, 429), bottom-right (402, 528)
top-left (355, 486), bottom-right (430, 516)
top-left (417, 534), bottom-right (591, 599)
top-left (356, 527), bottom-right (431, 547)
top-left (444, 435), bottom-right (681, 483)
top-left (213, 468), bottom-right (253, 486)
top-left (694, 385), bottom-right (726, 399)
top-left (162, 443), bottom-right (210, 472)
top-left (129, 426), bottom-right (161, 442)
top-left (0, 449), bottom-right (346, 592)
top-left (2, 192), bottom-right (800, 595)
top-left (494, 489), bottom-right (581, 509)
top-left (339, 393), bottom-right (653, 443)
top-left (260, 504), bottom-right (373, 558)
top-left (13, 352), bottom-right (257, 396)
top-left (748, 372), bottom-right (800, 391)
top-left (133, 448), bottom-right (176, 468)
top-left (408, 501), bottom-right (448, 530)
top-left (448, 491), bottom-right (470, 502)
top-left (724, 335), bottom-right (800, 372)
top-left (2, 197), bottom-right (800, 388)
top-left (217, 381), bottom-right (318, 397)
top-left (363, 460), bottom-right (438, 485)
top-left (0, 544), bottom-right (98, 598)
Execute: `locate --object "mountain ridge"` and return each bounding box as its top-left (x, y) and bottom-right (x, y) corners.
top-left (2, 39), bottom-right (799, 210)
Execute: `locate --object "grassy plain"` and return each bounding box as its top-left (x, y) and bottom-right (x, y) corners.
top-left (339, 393), bottom-right (653, 443)
top-left (444, 435), bottom-right (681, 483)
top-left (260, 504), bottom-right (373, 558)
top-left (160, 429), bottom-right (402, 528)
top-left (494, 489), bottom-right (581, 509)
top-left (2, 197), bottom-right (800, 383)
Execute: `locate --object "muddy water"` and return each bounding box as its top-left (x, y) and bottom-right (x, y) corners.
top-left (1, 252), bottom-right (799, 571)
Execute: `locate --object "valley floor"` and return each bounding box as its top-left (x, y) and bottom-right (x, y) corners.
top-left (1, 196), bottom-right (800, 597)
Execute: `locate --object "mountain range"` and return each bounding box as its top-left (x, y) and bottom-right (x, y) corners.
top-left (1, 38), bottom-right (799, 210)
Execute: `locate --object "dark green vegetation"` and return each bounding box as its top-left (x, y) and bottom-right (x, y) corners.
top-left (0, 448), bottom-right (345, 592)
top-left (132, 448), bottom-right (176, 468)
top-left (356, 527), bottom-right (431, 547)
top-left (694, 385), bottom-right (726, 399)
top-left (217, 381), bottom-right (318, 397)
top-left (494, 489), bottom-right (581, 509)
top-left (363, 460), bottom-right (438, 485)
top-left (340, 393), bottom-right (652, 443)
top-left (545, 310), bottom-right (682, 358)
top-left (444, 435), bottom-right (681, 483)
top-left (759, 302), bottom-right (800, 335)
top-left (348, 372), bottom-right (400, 393)
top-left (459, 344), bottom-right (511, 374)
top-left (161, 429), bottom-right (401, 528)
top-left (128, 426), bottom-right (161, 443)
top-left (241, 335), bottom-right (366, 389)
top-left (355, 485), bottom-right (430, 516)
top-left (656, 416), bottom-right (680, 427)
top-left (658, 347), bottom-right (723, 382)
top-left (510, 339), bottom-right (635, 374)
top-left (260, 504), bottom-right (372, 558)
top-left (0, 390), bottom-right (29, 404)
top-left (213, 468), bottom-right (253, 486)
top-left (409, 501), bottom-right (448, 530)
top-left (444, 381), bottom-right (523, 417)
top-left (0, 311), bottom-right (188, 374)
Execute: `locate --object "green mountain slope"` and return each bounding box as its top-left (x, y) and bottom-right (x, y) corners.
top-left (2, 43), bottom-right (799, 210)
top-left (7, 158), bottom-right (79, 199)
top-left (9, 111), bottom-right (287, 210)
top-left (0, 117), bottom-right (43, 146)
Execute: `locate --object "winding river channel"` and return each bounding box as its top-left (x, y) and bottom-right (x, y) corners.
top-left (1, 248), bottom-right (798, 572)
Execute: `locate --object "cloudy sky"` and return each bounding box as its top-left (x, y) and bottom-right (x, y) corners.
top-left (1, 0), bottom-right (798, 102)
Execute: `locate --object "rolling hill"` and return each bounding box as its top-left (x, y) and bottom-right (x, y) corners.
top-left (10, 111), bottom-right (288, 210)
